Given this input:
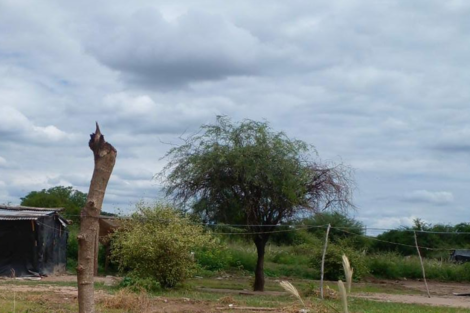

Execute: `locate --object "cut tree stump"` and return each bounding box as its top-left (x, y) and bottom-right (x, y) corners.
top-left (77, 123), bottom-right (117, 313)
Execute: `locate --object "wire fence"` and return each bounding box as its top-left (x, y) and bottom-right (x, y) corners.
top-left (34, 213), bottom-right (470, 299)
top-left (36, 214), bottom-right (470, 252)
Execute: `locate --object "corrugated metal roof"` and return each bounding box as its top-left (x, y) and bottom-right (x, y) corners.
top-left (0, 217), bottom-right (39, 221)
top-left (453, 250), bottom-right (470, 257)
top-left (0, 206), bottom-right (58, 221)
top-left (0, 205), bottom-right (64, 212)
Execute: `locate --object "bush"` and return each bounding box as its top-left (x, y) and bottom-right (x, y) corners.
top-left (119, 275), bottom-right (161, 292)
top-left (111, 203), bottom-right (215, 288)
top-left (227, 246), bottom-right (257, 272)
top-left (195, 241), bottom-right (232, 271)
top-left (310, 242), bottom-right (369, 280)
top-left (366, 253), bottom-right (470, 282)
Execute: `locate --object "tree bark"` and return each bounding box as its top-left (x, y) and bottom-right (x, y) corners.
top-left (94, 232), bottom-right (99, 276)
top-left (253, 236), bottom-right (268, 291)
top-left (77, 123), bottom-right (117, 313)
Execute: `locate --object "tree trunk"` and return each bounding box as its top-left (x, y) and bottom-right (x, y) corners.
top-left (253, 236), bottom-right (268, 291)
top-left (77, 123), bottom-right (117, 313)
top-left (94, 232), bottom-right (99, 276)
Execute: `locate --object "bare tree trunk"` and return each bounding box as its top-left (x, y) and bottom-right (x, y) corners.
top-left (94, 232), bottom-right (99, 276)
top-left (253, 236), bottom-right (268, 292)
top-left (77, 123), bottom-right (117, 313)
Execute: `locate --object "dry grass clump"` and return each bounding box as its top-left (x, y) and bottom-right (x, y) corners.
top-left (342, 254), bottom-right (353, 294)
top-left (218, 295), bottom-right (236, 304)
top-left (338, 254), bottom-right (353, 313)
top-left (337, 280), bottom-right (348, 313)
top-left (280, 280), bottom-right (305, 308)
top-left (100, 288), bottom-right (151, 313)
top-left (307, 285), bottom-right (338, 300)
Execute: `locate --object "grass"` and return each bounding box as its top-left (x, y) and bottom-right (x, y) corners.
top-left (223, 243), bottom-right (470, 283)
top-left (226, 243), bottom-right (318, 279)
top-left (367, 253), bottom-right (470, 282)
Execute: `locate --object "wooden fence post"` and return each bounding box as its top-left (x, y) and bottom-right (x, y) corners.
top-left (414, 231), bottom-right (431, 298)
top-left (320, 224), bottom-right (331, 299)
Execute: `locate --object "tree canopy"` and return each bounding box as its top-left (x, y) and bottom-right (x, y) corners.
top-left (20, 186), bottom-right (87, 223)
top-left (373, 218), bottom-right (470, 258)
top-left (159, 116), bottom-right (354, 291)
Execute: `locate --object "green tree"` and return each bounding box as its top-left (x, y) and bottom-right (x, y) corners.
top-left (111, 203), bottom-right (215, 288)
top-left (20, 186), bottom-right (86, 223)
top-left (303, 212), bottom-right (370, 249)
top-left (159, 116), bottom-right (354, 291)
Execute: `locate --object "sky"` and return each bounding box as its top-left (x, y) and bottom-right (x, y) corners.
top-left (1, 0), bottom-right (470, 232)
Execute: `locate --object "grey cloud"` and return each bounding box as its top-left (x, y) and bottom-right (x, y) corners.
top-left (403, 190), bottom-right (454, 206)
top-left (0, 156), bottom-right (7, 168)
top-left (431, 128), bottom-right (470, 153)
top-left (85, 9), bottom-right (262, 87)
top-left (1, 0), bottom-right (470, 226)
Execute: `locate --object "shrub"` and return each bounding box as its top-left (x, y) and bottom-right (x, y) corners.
top-left (366, 253), bottom-right (470, 282)
top-left (310, 242), bottom-right (369, 280)
top-left (119, 275), bottom-right (161, 292)
top-left (111, 202), bottom-right (215, 288)
top-left (227, 246), bottom-right (257, 272)
top-left (195, 241), bottom-right (232, 271)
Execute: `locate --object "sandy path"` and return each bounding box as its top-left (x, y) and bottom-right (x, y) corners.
top-left (354, 292), bottom-right (470, 309)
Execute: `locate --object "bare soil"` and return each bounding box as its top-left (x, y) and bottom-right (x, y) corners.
top-left (2, 275), bottom-right (470, 311)
top-left (354, 279), bottom-right (470, 309)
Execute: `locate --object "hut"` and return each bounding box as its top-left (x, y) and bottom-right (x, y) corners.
top-left (451, 250), bottom-right (470, 263)
top-left (0, 205), bottom-right (69, 277)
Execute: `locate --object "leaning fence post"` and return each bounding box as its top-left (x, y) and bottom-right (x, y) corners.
top-left (414, 231), bottom-right (431, 298)
top-left (320, 224), bottom-right (331, 299)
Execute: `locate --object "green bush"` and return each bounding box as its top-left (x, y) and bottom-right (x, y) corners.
top-left (310, 242), bottom-right (369, 280)
top-left (195, 241), bottom-right (232, 271)
top-left (119, 275), bottom-right (161, 292)
top-left (366, 253), bottom-right (470, 282)
top-left (227, 246), bottom-right (257, 272)
top-left (67, 225), bottom-right (79, 261)
top-left (111, 202), bottom-right (216, 288)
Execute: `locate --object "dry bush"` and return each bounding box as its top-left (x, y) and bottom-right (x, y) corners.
top-left (100, 288), bottom-right (151, 313)
top-left (306, 285), bottom-right (338, 300)
top-left (218, 296), bottom-right (236, 305)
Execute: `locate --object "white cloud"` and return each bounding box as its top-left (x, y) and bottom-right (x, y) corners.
top-left (404, 190), bottom-right (454, 205)
top-left (0, 106), bottom-right (71, 142)
top-left (369, 216), bottom-right (416, 231)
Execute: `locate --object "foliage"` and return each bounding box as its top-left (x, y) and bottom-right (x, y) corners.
top-left (303, 212), bottom-right (370, 248)
top-left (111, 203), bottom-right (215, 288)
top-left (159, 116), bottom-right (354, 290)
top-left (119, 276), bottom-right (161, 292)
top-left (310, 242), bottom-right (369, 281)
top-left (366, 253), bottom-right (470, 282)
top-left (372, 219), bottom-right (470, 257)
top-left (269, 212), bottom-right (370, 248)
top-left (20, 186), bottom-right (87, 223)
top-left (194, 242), bottom-right (232, 271)
top-left (269, 226), bottom-right (319, 246)
top-left (160, 116), bottom-right (353, 228)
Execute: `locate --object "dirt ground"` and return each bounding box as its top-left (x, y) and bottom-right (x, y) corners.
top-left (1, 276), bottom-right (470, 311)
top-left (354, 279), bottom-right (470, 309)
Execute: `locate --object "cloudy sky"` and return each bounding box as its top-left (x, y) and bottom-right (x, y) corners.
top-left (1, 0), bottom-right (469, 231)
